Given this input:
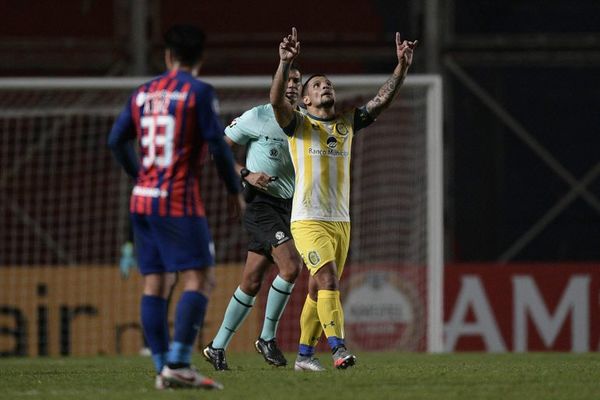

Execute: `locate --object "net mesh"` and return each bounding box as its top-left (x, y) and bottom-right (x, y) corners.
top-left (0, 78), bottom-right (436, 356)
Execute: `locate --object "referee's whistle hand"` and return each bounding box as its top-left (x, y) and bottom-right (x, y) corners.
top-left (246, 172), bottom-right (273, 189)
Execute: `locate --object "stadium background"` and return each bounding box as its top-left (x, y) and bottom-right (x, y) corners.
top-left (1, 0), bottom-right (600, 356)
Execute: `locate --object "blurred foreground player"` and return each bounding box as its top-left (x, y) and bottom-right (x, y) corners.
top-left (108, 24), bottom-right (243, 390)
top-left (270, 27), bottom-right (417, 370)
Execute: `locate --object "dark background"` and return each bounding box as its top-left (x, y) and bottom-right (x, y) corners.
top-left (1, 0), bottom-right (598, 262)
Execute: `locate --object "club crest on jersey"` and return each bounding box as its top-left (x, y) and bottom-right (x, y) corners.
top-left (335, 122), bottom-right (348, 136)
top-left (275, 231), bottom-right (285, 240)
top-left (308, 251), bottom-right (321, 266)
top-left (326, 136), bottom-right (338, 149)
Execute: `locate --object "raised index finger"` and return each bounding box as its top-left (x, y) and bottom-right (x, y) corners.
top-left (292, 27), bottom-right (298, 42)
top-left (396, 32), bottom-right (401, 47)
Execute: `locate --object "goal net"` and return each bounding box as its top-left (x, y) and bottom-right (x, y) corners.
top-left (0, 76), bottom-right (442, 356)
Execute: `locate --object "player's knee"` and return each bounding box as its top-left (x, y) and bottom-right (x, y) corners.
top-left (318, 277), bottom-right (338, 291)
top-left (313, 265), bottom-right (339, 291)
top-left (278, 258), bottom-right (301, 283)
top-left (181, 268), bottom-right (215, 296)
top-left (161, 273), bottom-right (177, 298)
top-left (240, 278), bottom-right (261, 296)
top-left (143, 273), bottom-right (171, 298)
top-left (273, 245), bottom-right (303, 283)
top-left (308, 275), bottom-right (319, 299)
top-left (203, 270), bottom-right (217, 294)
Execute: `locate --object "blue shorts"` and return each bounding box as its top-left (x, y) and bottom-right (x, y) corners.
top-left (131, 213), bottom-right (215, 275)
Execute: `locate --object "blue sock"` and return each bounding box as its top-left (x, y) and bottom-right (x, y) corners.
top-left (260, 275), bottom-right (294, 341)
top-left (327, 336), bottom-right (345, 351)
top-left (167, 291), bottom-right (208, 365)
top-left (298, 344), bottom-right (315, 357)
top-left (212, 287), bottom-right (256, 349)
top-left (140, 295), bottom-right (169, 373)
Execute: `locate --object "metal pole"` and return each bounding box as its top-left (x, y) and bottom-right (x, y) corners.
top-left (130, 0), bottom-right (148, 75)
top-left (424, 0), bottom-right (441, 73)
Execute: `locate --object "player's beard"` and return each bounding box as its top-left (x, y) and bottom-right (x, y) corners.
top-left (320, 95), bottom-right (334, 108)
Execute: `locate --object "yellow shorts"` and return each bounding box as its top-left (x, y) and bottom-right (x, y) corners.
top-left (291, 220), bottom-right (350, 278)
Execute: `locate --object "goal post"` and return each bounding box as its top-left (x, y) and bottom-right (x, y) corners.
top-left (0, 75), bottom-right (443, 355)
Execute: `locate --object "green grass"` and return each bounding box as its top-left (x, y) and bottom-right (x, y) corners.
top-left (1, 352), bottom-right (600, 400)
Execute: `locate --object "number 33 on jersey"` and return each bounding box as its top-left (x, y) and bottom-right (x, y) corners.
top-left (111, 69), bottom-right (225, 217)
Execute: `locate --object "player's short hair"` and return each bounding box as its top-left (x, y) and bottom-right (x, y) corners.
top-left (272, 62), bottom-right (302, 80)
top-left (290, 62), bottom-right (301, 76)
top-left (164, 25), bottom-right (206, 66)
top-left (302, 74), bottom-right (327, 96)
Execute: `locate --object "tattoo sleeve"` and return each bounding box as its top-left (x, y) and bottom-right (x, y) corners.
top-left (365, 69), bottom-right (405, 119)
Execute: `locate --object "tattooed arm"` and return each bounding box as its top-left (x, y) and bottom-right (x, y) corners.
top-left (365, 33), bottom-right (418, 120)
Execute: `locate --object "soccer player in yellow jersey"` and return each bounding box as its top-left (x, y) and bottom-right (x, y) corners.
top-left (270, 27), bottom-right (417, 370)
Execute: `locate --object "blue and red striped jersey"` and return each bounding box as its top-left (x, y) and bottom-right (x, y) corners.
top-left (109, 69), bottom-right (227, 217)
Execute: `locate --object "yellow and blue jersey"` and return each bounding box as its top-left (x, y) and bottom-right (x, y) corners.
top-left (285, 107), bottom-right (373, 223)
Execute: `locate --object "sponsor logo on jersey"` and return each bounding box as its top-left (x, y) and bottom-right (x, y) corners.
top-left (136, 90), bottom-right (188, 107)
top-left (133, 186), bottom-right (168, 198)
top-left (308, 147), bottom-right (348, 157)
top-left (269, 147), bottom-right (279, 158)
top-left (327, 136), bottom-right (338, 149)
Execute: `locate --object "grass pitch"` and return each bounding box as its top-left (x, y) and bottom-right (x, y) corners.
top-left (1, 352), bottom-right (600, 400)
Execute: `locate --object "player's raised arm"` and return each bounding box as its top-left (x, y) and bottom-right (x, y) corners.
top-left (365, 33), bottom-right (418, 120)
top-left (270, 27), bottom-right (300, 131)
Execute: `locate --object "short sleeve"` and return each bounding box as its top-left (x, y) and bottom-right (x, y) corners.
top-left (224, 107), bottom-right (260, 145)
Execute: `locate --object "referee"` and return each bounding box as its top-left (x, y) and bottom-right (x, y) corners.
top-left (203, 65), bottom-right (313, 370)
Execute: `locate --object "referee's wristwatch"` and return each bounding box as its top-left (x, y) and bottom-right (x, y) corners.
top-left (240, 167), bottom-right (251, 180)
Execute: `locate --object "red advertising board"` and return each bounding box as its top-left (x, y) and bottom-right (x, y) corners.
top-left (264, 263), bottom-right (427, 352)
top-left (445, 263), bottom-right (600, 352)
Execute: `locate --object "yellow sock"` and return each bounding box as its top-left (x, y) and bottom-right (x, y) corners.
top-left (299, 295), bottom-right (323, 348)
top-left (316, 290), bottom-right (344, 339)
